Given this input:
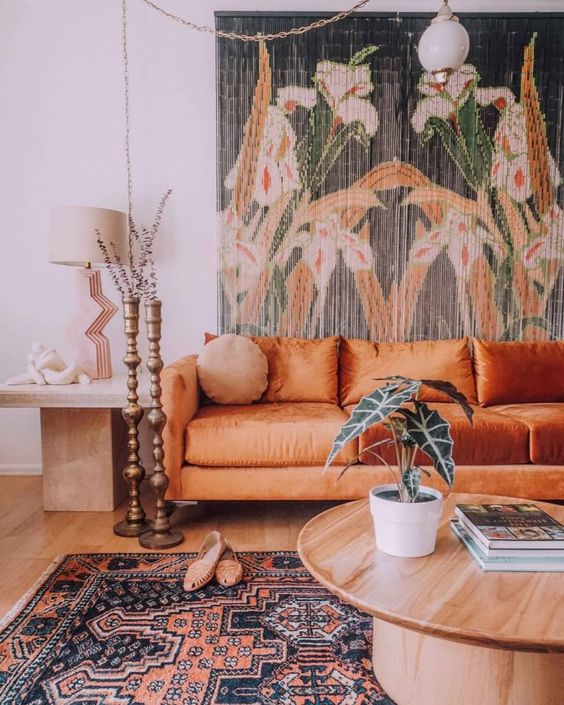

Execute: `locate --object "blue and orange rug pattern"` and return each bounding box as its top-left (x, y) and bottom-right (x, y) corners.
top-left (0, 552), bottom-right (394, 704)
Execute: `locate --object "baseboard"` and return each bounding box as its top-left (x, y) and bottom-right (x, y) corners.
top-left (0, 463), bottom-right (42, 476)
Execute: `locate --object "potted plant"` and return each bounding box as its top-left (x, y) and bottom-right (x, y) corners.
top-left (324, 376), bottom-right (474, 558)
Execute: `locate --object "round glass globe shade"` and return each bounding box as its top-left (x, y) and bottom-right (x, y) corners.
top-left (417, 20), bottom-right (470, 73)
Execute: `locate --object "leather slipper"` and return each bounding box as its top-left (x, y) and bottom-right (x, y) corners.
top-left (183, 531), bottom-right (227, 592)
top-left (215, 543), bottom-right (244, 587)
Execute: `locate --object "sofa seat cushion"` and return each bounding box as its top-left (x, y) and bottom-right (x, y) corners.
top-left (185, 402), bottom-right (357, 466)
top-left (492, 404), bottom-right (564, 465)
top-left (343, 403), bottom-right (530, 466)
top-left (339, 338), bottom-right (477, 406)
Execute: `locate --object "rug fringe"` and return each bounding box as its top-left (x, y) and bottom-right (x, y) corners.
top-left (0, 554), bottom-right (66, 632)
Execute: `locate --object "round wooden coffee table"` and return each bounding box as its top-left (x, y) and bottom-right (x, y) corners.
top-left (297, 493), bottom-right (564, 705)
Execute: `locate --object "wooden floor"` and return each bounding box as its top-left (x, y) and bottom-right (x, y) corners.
top-left (0, 476), bottom-right (339, 618)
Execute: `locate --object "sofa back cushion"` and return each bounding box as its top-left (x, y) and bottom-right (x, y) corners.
top-left (204, 334), bottom-right (339, 403)
top-left (339, 337), bottom-right (477, 406)
top-left (473, 339), bottom-right (564, 405)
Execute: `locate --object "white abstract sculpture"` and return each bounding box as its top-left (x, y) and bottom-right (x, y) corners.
top-left (6, 343), bottom-right (91, 386)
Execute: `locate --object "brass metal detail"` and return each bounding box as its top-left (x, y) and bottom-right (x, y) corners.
top-left (114, 296), bottom-right (151, 537)
top-left (139, 300), bottom-right (184, 549)
top-left (138, 0), bottom-right (370, 42)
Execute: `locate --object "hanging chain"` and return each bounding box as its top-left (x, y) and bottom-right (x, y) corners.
top-left (139, 0), bottom-right (372, 41)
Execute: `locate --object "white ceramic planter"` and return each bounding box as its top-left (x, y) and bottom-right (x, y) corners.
top-left (369, 484), bottom-right (444, 557)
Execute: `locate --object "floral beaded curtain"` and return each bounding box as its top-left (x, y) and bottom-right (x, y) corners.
top-left (215, 13), bottom-right (564, 341)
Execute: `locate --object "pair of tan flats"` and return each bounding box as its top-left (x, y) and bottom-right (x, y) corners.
top-left (183, 531), bottom-right (243, 592)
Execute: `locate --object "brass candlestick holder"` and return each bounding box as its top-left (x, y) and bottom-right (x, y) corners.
top-left (114, 296), bottom-right (151, 537)
top-left (139, 299), bottom-right (184, 549)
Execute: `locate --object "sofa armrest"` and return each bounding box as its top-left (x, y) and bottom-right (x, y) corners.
top-left (162, 354), bottom-right (199, 499)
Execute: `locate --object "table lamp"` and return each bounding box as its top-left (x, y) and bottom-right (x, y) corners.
top-left (49, 206), bottom-right (127, 379)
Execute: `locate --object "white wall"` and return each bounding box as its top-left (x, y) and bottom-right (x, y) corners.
top-left (0, 0), bottom-right (560, 473)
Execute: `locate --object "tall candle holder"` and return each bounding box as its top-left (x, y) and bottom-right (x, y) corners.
top-left (114, 296), bottom-right (151, 537)
top-left (139, 299), bottom-right (184, 549)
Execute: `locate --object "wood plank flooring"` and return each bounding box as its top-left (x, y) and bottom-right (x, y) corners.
top-left (0, 476), bottom-right (338, 617)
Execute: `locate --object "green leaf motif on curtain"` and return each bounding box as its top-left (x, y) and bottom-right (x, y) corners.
top-left (422, 117), bottom-right (478, 191)
top-left (457, 92), bottom-right (493, 187)
top-left (349, 45), bottom-right (380, 67)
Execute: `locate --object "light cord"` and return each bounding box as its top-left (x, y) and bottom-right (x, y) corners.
top-left (122, 0), bottom-right (134, 272)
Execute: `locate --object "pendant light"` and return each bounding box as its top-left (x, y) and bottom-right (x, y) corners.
top-left (417, 1), bottom-right (470, 86)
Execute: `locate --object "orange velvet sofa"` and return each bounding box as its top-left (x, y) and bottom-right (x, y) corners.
top-left (161, 336), bottom-right (564, 501)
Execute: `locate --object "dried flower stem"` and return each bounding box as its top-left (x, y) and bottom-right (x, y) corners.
top-left (96, 189), bottom-right (172, 301)
top-left (96, 230), bottom-right (129, 296)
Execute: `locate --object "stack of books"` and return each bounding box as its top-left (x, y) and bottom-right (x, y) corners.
top-left (450, 502), bottom-right (564, 572)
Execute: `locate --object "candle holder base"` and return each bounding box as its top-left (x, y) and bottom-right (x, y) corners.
top-left (114, 518), bottom-right (151, 537)
top-left (139, 529), bottom-right (184, 549)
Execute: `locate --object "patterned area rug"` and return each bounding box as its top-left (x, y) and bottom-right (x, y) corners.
top-left (0, 552), bottom-right (395, 704)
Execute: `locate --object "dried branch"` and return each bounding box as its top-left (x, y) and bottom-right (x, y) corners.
top-left (134, 189), bottom-right (173, 301)
top-left (110, 242), bottom-right (134, 297)
top-left (96, 230), bottom-right (131, 296)
top-left (96, 189), bottom-right (173, 301)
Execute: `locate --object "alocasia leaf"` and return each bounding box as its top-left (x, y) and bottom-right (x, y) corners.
top-left (324, 380), bottom-right (421, 470)
top-left (378, 376), bottom-right (474, 424)
top-left (402, 467), bottom-right (421, 501)
top-left (397, 401), bottom-right (456, 488)
top-left (419, 379), bottom-right (474, 424)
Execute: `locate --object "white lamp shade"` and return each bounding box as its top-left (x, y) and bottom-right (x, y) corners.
top-left (417, 19), bottom-right (470, 74)
top-left (49, 205), bottom-right (127, 267)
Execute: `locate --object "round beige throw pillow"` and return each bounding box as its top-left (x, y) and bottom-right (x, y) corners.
top-left (197, 334), bottom-right (268, 404)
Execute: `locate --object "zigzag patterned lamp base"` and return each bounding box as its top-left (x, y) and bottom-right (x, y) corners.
top-left (67, 268), bottom-right (118, 379)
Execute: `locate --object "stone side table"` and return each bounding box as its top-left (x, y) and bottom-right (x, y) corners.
top-left (0, 375), bottom-right (150, 512)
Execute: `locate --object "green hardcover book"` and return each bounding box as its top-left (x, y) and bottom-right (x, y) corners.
top-left (450, 520), bottom-right (564, 572)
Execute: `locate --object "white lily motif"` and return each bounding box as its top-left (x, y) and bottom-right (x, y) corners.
top-left (225, 106), bottom-right (300, 207)
top-left (491, 151), bottom-right (533, 203)
top-left (475, 86), bottom-right (516, 111)
top-left (409, 209), bottom-right (500, 281)
top-left (476, 88), bottom-right (561, 203)
top-left (494, 103), bottom-right (527, 155)
top-left (411, 64), bottom-right (478, 134)
top-left (523, 205), bottom-right (564, 268)
top-left (280, 214), bottom-right (374, 292)
top-left (314, 60), bottom-right (379, 136)
top-left (277, 86), bottom-right (317, 113)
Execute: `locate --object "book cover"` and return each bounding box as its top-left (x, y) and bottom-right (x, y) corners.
top-left (454, 503), bottom-right (564, 550)
top-left (450, 520), bottom-right (564, 572)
